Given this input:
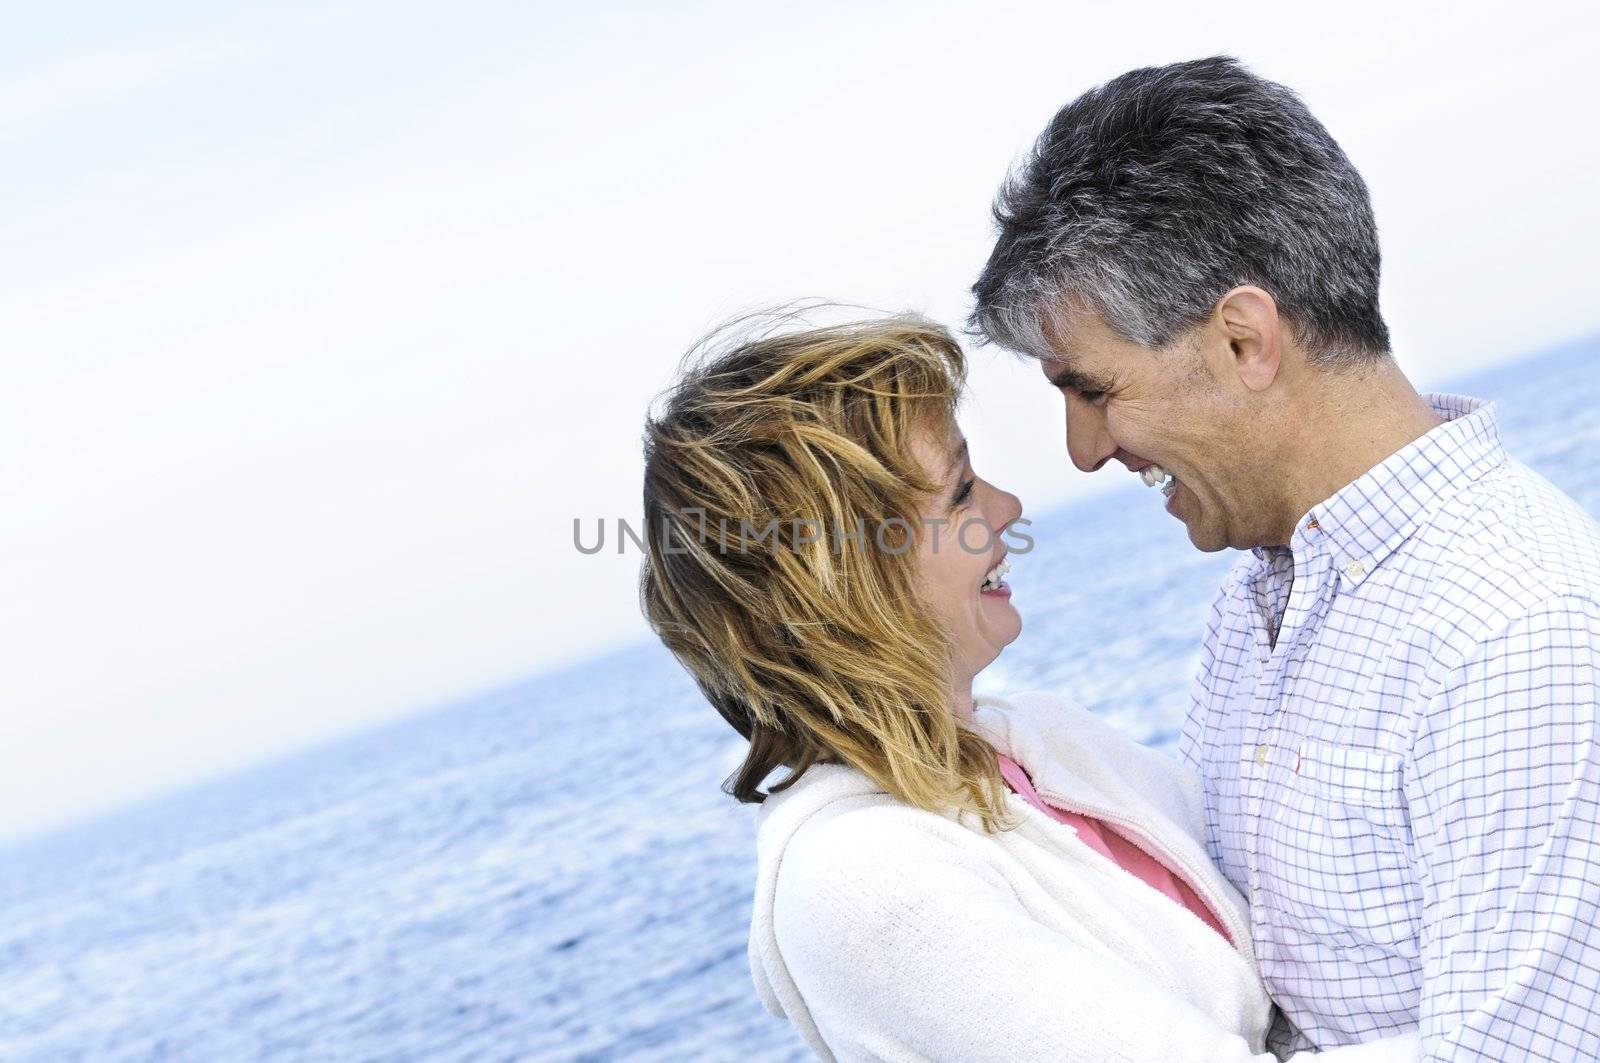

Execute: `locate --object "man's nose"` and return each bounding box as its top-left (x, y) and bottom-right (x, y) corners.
top-left (1065, 401), bottom-right (1117, 473)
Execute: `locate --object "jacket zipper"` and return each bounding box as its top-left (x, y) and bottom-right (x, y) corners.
top-left (1030, 783), bottom-right (1257, 969)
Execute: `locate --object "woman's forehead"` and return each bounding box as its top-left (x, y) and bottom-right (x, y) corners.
top-left (906, 417), bottom-right (966, 475)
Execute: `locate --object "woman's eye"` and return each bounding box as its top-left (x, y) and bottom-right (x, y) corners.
top-left (952, 479), bottom-right (975, 507)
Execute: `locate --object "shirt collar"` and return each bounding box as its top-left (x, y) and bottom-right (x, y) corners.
top-left (1264, 393), bottom-right (1504, 586)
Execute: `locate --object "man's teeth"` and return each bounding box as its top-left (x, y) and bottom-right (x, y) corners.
top-left (1141, 464), bottom-right (1178, 495)
top-left (980, 559), bottom-right (1010, 591)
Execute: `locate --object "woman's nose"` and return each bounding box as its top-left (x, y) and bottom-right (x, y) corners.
top-left (1001, 489), bottom-right (1024, 528)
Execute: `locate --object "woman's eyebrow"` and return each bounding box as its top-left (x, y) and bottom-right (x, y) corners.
top-left (945, 439), bottom-right (970, 479)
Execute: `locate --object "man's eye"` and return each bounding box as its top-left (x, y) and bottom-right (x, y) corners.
top-left (1073, 388), bottom-right (1107, 406)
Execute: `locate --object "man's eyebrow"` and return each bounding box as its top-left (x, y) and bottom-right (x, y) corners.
top-left (1045, 359), bottom-right (1111, 393)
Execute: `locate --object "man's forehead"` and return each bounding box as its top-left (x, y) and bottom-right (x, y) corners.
top-left (1038, 314), bottom-right (1103, 372)
top-left (1036, 310), bottom-right (1153, 388)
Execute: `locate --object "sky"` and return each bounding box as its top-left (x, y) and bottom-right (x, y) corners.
top-left (3, 0), bottom-right (1597, 846)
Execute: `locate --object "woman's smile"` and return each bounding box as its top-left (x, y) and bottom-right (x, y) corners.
top-left (979, 556), bottom-right (1012, 597)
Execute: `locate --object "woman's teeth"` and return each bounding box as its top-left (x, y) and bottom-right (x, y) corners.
top-left (980, 558), bottom-right (1010, 592)
top-left (1141, 464), bottom-right (1178, 497)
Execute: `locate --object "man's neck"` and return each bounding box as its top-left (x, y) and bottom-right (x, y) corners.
top-left (1271, 361), bottom-right (1446, 543)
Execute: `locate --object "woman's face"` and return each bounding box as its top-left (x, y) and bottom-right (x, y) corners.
top-left (910, 422), bottom-right (1024, 710)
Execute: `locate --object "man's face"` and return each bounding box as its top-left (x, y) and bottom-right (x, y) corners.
top-left (1039, 312), bottom-right (1285, 552)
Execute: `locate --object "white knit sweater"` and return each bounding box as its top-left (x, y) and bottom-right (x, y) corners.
top-left (748, 690), bottom-right (1422, 1062)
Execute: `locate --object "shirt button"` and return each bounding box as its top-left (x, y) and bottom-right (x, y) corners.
top-left (1306, 519), bottom-right (1320, 531)
top-left (1255, 744), bottom-right (1269, 766)
top-left (1345, 560), bottom-right (1365, 580)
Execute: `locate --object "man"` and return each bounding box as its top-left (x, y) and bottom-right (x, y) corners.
top-left (969, 56), bottom-right (1600, 1061)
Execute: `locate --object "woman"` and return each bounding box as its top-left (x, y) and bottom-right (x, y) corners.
top-left (640, 315), bottom-right (1416, 1062)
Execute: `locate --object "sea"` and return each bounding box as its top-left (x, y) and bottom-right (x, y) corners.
top-left (2, 336), bottom-right (1596, 1061)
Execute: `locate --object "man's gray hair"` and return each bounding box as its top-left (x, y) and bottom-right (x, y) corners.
top-left (969, 56), bottom-right (1391, 365)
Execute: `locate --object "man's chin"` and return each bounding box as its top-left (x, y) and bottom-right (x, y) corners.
top-left (1186, 531), bottom-right (1231, 553)
top-left (1180, 515), bottom-right (1232, 554)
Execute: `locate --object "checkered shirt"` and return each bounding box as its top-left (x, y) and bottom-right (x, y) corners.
top-left (1179, 393), bottom-right (1600, 1061)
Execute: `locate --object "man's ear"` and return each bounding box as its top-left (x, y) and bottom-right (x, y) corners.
top-left (1214, 286), bottom-right (1282, 393)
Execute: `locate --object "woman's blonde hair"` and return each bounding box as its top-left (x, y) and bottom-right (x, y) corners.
top-left (640, 312), bottom-right (1012, 831)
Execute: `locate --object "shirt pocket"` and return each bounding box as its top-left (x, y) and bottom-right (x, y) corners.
top-left (1270, 741), bottom-right (1420, 954)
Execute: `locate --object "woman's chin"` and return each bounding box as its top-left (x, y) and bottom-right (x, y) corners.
top-left (979, 601), bottom-right (1023, 659)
